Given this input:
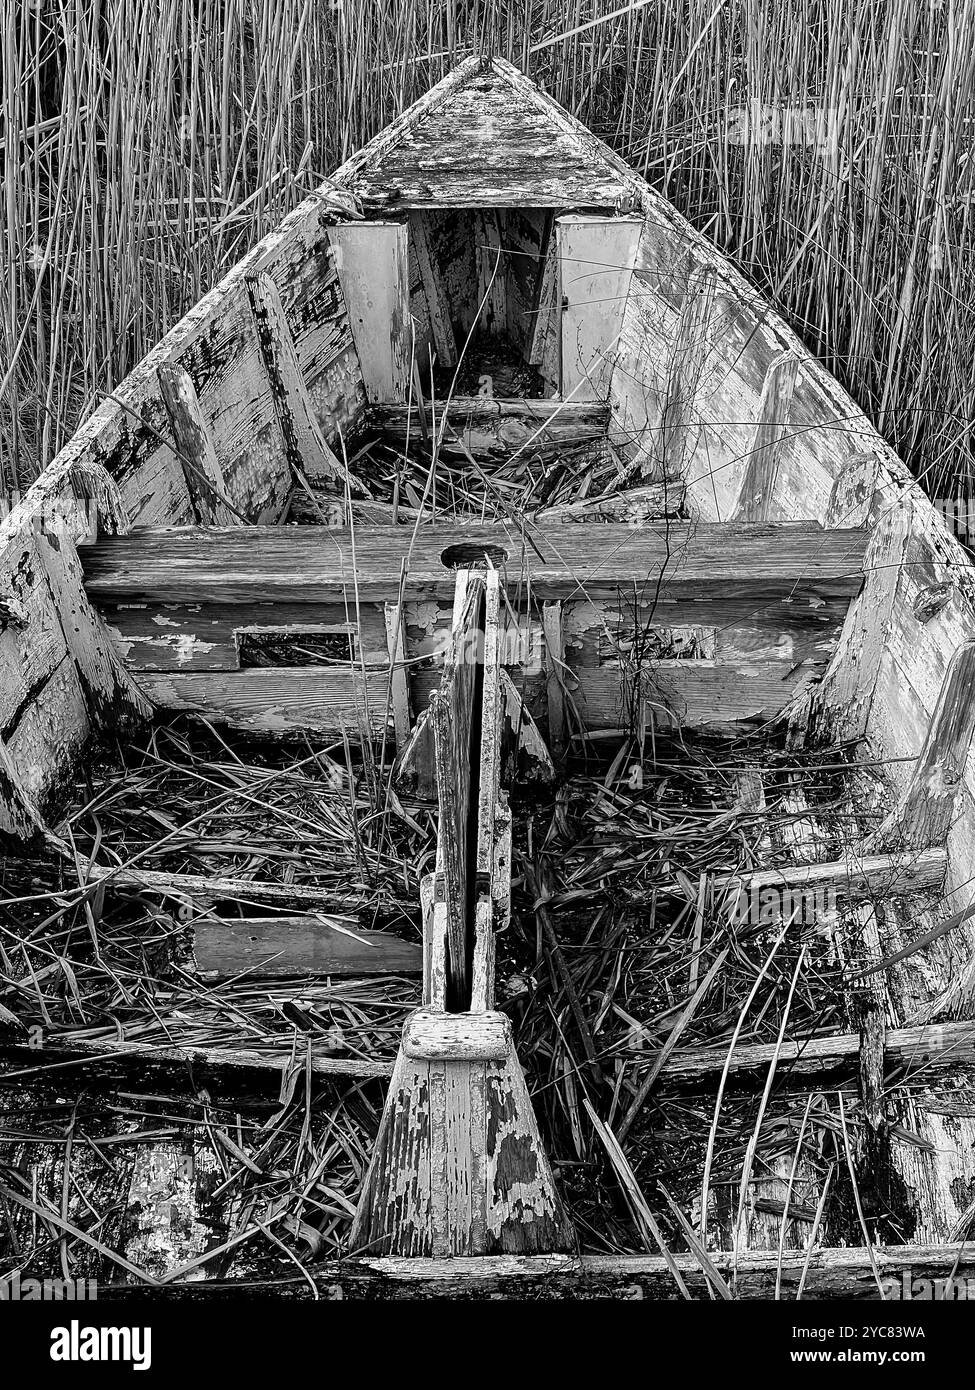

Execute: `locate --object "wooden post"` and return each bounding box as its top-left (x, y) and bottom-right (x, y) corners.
top-left (543, 600), bottom-right (567, 757)
top-left (732, 350), bottom-right (800, 522)
top-left (383, 601), bottom-right (412, 754)
top-left (326, 222), bottom-right (411, 402)
top-left (556, 215), bottom-right (643, 401)
top-left (351, 568), bottom-right (572, 1257)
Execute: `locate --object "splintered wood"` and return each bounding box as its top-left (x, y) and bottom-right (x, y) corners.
top-left (350, 568), bottom-right (572, 1257)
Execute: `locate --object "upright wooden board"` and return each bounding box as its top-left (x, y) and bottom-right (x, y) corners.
top-left (557, 216), bottom-right (643, 401)
top-left (327, 223), bottom-right (410, 402)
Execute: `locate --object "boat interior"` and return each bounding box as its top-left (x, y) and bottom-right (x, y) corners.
top-left (3, 57), bottom-right (975, 1296)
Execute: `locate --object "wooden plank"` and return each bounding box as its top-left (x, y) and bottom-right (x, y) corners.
top-left (712, 847), bottom-right (947, 907)
top-left (246, 271), bottom-right (347, 489)
top-left (88, 1244), bottom-right (975, 1301)
top-left (474, 210), bottom-right (506, 335)
top-left (408, 216), bottom-right (457, 371)
top-left (536, 479), bottom-right (685, 524)
top-left (83, 521), bottom-right (869, 607)
top-left (649, 264), bottom-right (719, 480)
top-left (394, 703), bottom-right (437, 799)
top-left (404, 1010), bottom-right (510, 1061)
top-left (327, 223), bottom-right (412, 400)
top-left (557, 215), bottom-right (643, 400)
top-left (499, 670), bottom-right (554, 783)
top-left (473, 571), bottom-right (503, 1011)
top-left (157, 363), bottom-right (239, 525)
top-left (527, 224), bottom-right (560, 395)
top-left (732, 350), bottom-right (801, 522)
top-left (657, 1019), bottom-right (975, 1088)
top-left (131, 667), bottom-right (389, 736)
top-left (193, 917), bottom-right (422, 979)
top-left (80, 861), bottom-right (408, 915)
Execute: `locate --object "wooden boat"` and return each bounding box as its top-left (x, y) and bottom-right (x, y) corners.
top-left (3, 55), bottom-right (975, 1300)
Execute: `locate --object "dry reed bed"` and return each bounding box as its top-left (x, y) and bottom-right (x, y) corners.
top-left (3, 0), bottom-right (974, 509)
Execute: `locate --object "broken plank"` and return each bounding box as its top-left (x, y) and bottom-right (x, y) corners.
top-left (246, 271), bottom-right (347, 489)
top-left (711, 847), bottom-right (947, 909)
top-left (157, 363), bottom-right (239, 525)
top-left (368, 398), bottom-right (609, 459)
top-left (83, 521), bottom-right (868, 607)
top-left (409, 215), bottom-right (457, 370)
top-left (193, 917), bottom-right (422, 979)
top-left (384, 602), bottom-right (412, 753)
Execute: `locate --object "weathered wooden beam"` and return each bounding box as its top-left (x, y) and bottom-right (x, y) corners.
top-left (536, 479), bottom-right (685, 524)
top-left (394, 702), bottom-right (437, 798)
top-left (0, 1034), bottom-right (391, 1081)
top-left (131, 667), bottom-right (389, 737)
top-left (656, 1018), bottom-right (975, 1088)
top-left (77, 861), bottom-right (408, 916)
top-left (732, 350), bottom-right (801, 523)
top-left (474, 210), bottom-right (507, 335)
top-left (157, 363), bottom-right (239, 525)
top-left (711, 847), bottom-right (947, 909)
top-left (193, 917), bottom-right (422, 979)
top-left (651, 264), bottom-right (719, 480)
top-left (528, 217), bottom-right (560, 394)
top-left (246, 271), bottom-right (347, 490)
top-left (368, 398), bottom-right (609, 458)
top-left (94, 1244), bottom-right (975, 1301)
top-left (869, 641), bottom-right (975, 850)
top-left (557, 215), bottom-right (643, 400)
top-left (327, 223), bottom-right (412, 400)
top-left (83, 521), bottom-right (868, 607)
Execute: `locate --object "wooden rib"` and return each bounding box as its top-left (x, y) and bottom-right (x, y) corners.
top-left (732, 350), bottom-right (801, 522)
top-left (474, 210), bottom-right (506, 335)
top-left (246, 271), bottom-right (347, 489)
top-left (384, 602), bottom-right (412, 753)
top-left (869, 641), bottom-right (975, 850)
top-left (409, 216), bottom-right (457, 369)
top-left (83, 522), bottom-right (868, 607)
top-left (652, 264), bottom-right (718, 480)
top-left (193, 917), bottom-right (422, 979)
top-left (557, 215), bottom-right (643, 400)
top-left (157, 363), bottom-right (238, 525)
top-left (529, 227), bottom-right (560, 395)
top-left (327, 222), bottom-right (412, 399)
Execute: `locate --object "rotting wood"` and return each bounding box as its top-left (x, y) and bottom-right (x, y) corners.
top-left (327, 222), bottom-right (412, 399)
top-left (408, 215), bottom-right (457, 370)
top-left (499, 669), bottom-right (554, 783)
top-left (157, 363), bottom-right (238, 525)
top-left (475, 210), bottom-right (507, 335)
top-left (656, 1019), bottom-right (975, 1088)
top-left (82, 522), bottom-right (869, 607)
top-left (710, 847), bottom-right (947, 909)
top-left (76, 860), bottom-right (409, 916)
top-left (403, 1009), bottom-right (511, 1061)
top-left (369, 398), bottom-right (609, 459)
top-left (246, 271), bottom-right (347, 491)
top-left (536, 479), bottom-right (685, 524)
top-left (0, 1034), bottom-right (391, 1081)
top-left (868, 641), bottom-right (975, 850)
top-left (394, 702), bottom-right (437, 799)
top-left (92, 1245), bottom-right (975, 1301)
top-left (557, 215), bottom-right (643, 401)
top-left (193, 917), bottom-right (422, 980)
top-left (732, 350), bottom-right (801, 523)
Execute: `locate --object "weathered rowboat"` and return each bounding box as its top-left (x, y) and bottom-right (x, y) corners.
top-left (3, 56), bottom-right (975, 1300)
